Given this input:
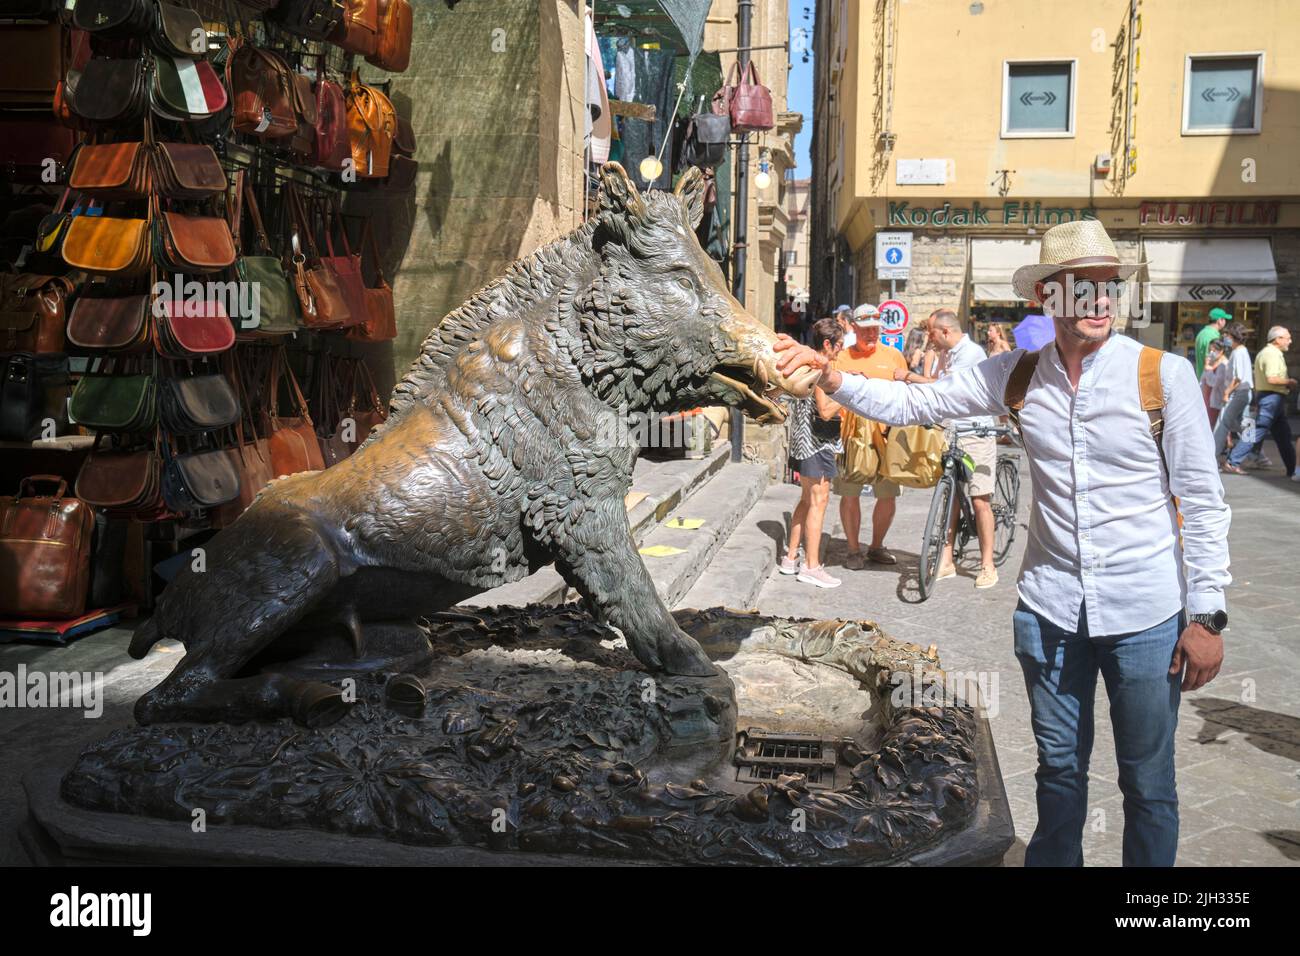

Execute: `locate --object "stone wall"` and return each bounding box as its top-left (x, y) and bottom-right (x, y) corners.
top-left (855, 233), bottom-right (970, 325)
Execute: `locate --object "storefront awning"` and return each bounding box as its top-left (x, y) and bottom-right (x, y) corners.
top-left (1142, 238), bottom-right (1277, 302)
top-left (970, 238), bottom-right (1042, 301)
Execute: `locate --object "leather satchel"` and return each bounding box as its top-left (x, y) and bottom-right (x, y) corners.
top-left (332, 0), bottom-right (380, 57)
top-left (72, 57), bottom-right (150, 125)
top-left (287, 72), bottom-right (320, 157)
top-left (72, 0), bottom-right (155, 37)
top-left (715, 60), bottom-right (775, 132)
top-left (681, 112), bottom-right (730, 169)
top-left (270, 0), bottom-right (345, 42)
top-left (160, 372), bottom-right (241, 435)
top-left (70, 370), bottom-right (158, 432)
top-left (67, 293), bottom-right (152, 352)
top-left (286, 187), bottom-right (353, 329)
top-left (226, 42), bottom-right (298, 140)
top-left (62, 210), bottom-right (152, 276)
top-left (153, 142), bottom-right (226, 199)
top-left (367, 0), bottom-right (412, 73)
top-left (0, 21), bottom-right (67, 107)
top-left (151, 2), bottom-right (209, 58)
top-left (151, 54), bottom-right (228, 122)
top-left (347, 220), bottom-right (396, 342)
top-left (155, 200), bottom-right (238, 275)
top-left (312, 77), bottom-right (351, 171)
top-left (154, 298), bottom-right (236, 357)
top-left (75, 435), bottom-right (165, 516)
top-left (0, 274), bottom-right (73, 354)
top-left (267, 349), bottom-right (325, 477)
top-left (0, 477), bottom-right (95, 620)
top-left (345, 78), bottom-right (397, 178)
top-left (70, 140), bottom-right (153, 199)
top-left (231, 173), bottom-right (300, 336)
top-left (163, 441), bottom-right (242, 512)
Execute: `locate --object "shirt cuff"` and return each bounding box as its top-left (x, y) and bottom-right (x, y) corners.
top-left (1186, 590), bottom-right (1225, 616)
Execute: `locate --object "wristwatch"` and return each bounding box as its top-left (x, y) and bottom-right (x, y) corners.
top-left (1189, 610), bottom-right (1227, 634)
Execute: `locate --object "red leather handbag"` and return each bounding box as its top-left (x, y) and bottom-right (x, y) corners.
top-left (0, 476), bottom-right (95, 620)
top-left (332, 0), bottom-right (380, 57)
top-left (226, 41), bottom-right (298, 140)
top-left (312, 77), bottom-right (351, 171)
top-left (715, 60), bottom-right (775, 132)
top-left (347, 219), bottom-right (396, 342)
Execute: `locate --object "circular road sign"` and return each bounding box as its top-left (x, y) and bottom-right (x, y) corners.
top-left (878, 299), bottom-right (909, 334)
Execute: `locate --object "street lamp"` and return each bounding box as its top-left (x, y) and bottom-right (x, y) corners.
top-left (753, 149), bottom-right (772, 191)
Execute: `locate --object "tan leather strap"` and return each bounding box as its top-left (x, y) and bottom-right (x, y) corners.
top-left (1002, 348), bottom-right (1041, 431)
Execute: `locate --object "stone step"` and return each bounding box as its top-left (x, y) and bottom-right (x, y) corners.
top-left (637, 460), bottom-right (769, 609)
top-left (459, 441), bottom-right (733, 609)
top-left (677, 480), bottom-right (802, 611)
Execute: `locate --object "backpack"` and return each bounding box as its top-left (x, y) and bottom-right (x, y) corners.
top-left (1004, 346), bottom-right (1180, 520)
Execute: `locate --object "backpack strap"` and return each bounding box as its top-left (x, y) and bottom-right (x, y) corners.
top-left (1002, 348), bottom-right (1041, 431)
top-left (1138, 345), bottom-right (1168, 475)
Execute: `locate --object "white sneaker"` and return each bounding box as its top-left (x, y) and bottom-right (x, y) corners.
top-left (778, 553), bottom-right (801, 574)
top-left (797, 565), bottom-right (842, 588)
top-left (1290, 472), bottom-right (1300, 483)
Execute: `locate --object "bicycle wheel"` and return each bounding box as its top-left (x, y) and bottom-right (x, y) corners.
top-left (918, 473), bottom-right (957, 601)
top-left (992, 456), bottom-right (1021, 565)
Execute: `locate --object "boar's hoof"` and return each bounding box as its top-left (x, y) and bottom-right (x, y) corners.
top-left (291, 682), bottom-right (352, 728)
top-left (659, 633), bottom-right (717, 678)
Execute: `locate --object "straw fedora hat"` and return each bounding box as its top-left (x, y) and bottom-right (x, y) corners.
top-left (1012, 219), bottom-right (1144, 301)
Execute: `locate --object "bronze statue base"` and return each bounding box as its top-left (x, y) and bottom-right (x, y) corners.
top-left (43, 606), bottom-right (1012, 866)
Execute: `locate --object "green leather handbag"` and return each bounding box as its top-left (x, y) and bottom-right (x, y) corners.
top-left (70, 372), bottom-right (157, 432)
top-left (232, 174), bottom-right (301, 336)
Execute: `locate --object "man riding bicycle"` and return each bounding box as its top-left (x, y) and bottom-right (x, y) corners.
top-left (896, 309), bottom-right (999, 588)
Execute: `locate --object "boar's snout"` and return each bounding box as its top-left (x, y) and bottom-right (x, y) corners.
top-left (712, 313), bottom-right (821, 424)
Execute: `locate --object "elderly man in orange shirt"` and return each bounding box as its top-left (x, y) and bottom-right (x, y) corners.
top-left (833, 303), bottom-right (908, 569)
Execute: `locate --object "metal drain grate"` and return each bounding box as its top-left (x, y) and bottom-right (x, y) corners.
top-left (733, 728), bottom-right (847, 790)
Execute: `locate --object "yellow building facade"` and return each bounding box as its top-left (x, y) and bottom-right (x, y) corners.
top-left (812, 0), bottom-right (1300, 362)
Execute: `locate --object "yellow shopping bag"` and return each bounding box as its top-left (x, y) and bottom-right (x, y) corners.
top-left (879, 425), bottom-right (947, 488)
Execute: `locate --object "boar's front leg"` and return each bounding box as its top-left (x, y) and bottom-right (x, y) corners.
top-left (550, 498), bottom-right (715, 677)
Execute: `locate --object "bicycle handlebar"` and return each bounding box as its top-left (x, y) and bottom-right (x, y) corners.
top-left (952, 424), bottom-right (1014, 438)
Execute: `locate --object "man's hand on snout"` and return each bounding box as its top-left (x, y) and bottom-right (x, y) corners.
top-left (1169, 623), bottom-right (1223, 691)
top-left (774, 334), bottom-right (842, 392)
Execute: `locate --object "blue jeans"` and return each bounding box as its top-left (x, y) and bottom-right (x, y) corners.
top-left (1013, 601), bottom-right (1182, 866)
top-left (1227, 391), bottom-right (1296, 475)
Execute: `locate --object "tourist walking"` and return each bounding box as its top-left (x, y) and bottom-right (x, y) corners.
top-left (1224, 326), bottom-right (1297, 479)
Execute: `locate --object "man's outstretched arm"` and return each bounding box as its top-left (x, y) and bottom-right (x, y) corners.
top-left (774, 334), bottom-right (1014, 426)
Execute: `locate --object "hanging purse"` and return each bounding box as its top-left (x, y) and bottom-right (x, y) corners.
top-left (331, 0), bottom-right (380, 57)
top-left (269, 0), bottom-right (346, 42)
top-left (75, 433), bottom-right (165, 517)
top-left (286, 186), bottom-right (352, 329)
top-left (312, 76), bottom-right (352, 171)
top-left (150, 2), bottom-right (209, 58)
top-left (346, 356), bottom-right (388, 450)
top-left (716, 60), bottom-right (775, 133)
top-left (345, 76), bottom-right (397, 179)
top-left (226, 41), bottom-right (298, 140)
top-left (72, 0), bottom-right (155, 37)
top-left (154, 297), bottom-right (237, 357)
top-left (72, 57), bottom-right (150, 125)
top-left (151, 53), bottom-right (228, 122)
top-left (212, 351), bottom-right (274, 527)
top-left (62, 203), bottom-right (153, 277)
top-left (70, 139), bottom-right (153, 199)
top-left (67, 292), bottom-right (152, 352)
top-left (681, 111), bottom-right (730, 170)
top-left (0, 274), bottom-right (73, 354)
top-left (367, 0), bottom-right (412, 73)
top-left (232, 172), bottom-right (301, 336)
top-left (1, 353), bottom-right (71, 442)
top-left (160, 367), bottom-right (241, 436)
top-left (162, 435), bottom-right (242, 512)
top-left (69, 361), bottom-right (158, 433)
top-left (152, 133), bottom-right (227, 200)
top-left (267, 347), bottom-right (326, 477)
top-left (154, 196), bottom-right (237, 275)
top-left (318, 195), bottom-right (369, 328)
top-left (347, 219), bottom-right (396, 342)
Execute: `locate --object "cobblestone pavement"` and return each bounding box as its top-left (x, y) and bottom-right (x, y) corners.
top-left (755, 445), bottom-right (1300, 867)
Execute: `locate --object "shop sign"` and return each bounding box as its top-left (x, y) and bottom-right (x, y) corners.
top-left (887, 201), bottom-right (1097, 228)
top-left (1138, 201), bottom-right (1280, 227)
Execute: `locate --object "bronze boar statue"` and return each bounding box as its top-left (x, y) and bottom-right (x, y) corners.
top-left (127, 163), bottom-right (819, 727)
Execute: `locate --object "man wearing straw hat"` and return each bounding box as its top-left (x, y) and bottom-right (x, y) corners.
top-left (773, 219), bottom-right (1231, 866)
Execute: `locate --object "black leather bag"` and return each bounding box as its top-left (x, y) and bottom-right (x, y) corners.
top-left (72, 0), bottom-right (155, 37)
top-left (160, 373), bottom-right (241, 436)
top-left (681, 112), bottom-right (730, 170)
top-left (71, 58), bottom-right (150, 125)
top-left (269, 0), bottom-right (345, 41)
top-left (1, 353), bottom-right (70, 442)
top-left (162, 442), bottom-right (241, 512)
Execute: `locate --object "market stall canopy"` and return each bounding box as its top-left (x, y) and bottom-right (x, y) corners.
top-left (1142, 238), bottom-right (1278, 302)
top-left (970, 238), bottom-right (1042, 301)
top-left (592, 0), bottom-right (710, 58)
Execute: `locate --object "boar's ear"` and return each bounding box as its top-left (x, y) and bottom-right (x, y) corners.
top-left (598, 162), bottom-right (647, 222)
top-left (674, 166), bottom-right (707, 230)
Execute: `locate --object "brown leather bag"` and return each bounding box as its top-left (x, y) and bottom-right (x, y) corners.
top-left (155, 198), bottom-right (237, 275)
top-left (69, 140), bottom-right (152, 199)
top-left (345, 77), bottom-right (397, 178)
top-left (212, 353), bottom-right (274, 527)
top-left (0, 476), bottom-right (95, 620)
top-left (332, 0), bottom-right (380, 57)
top-left (347, 220), bottom-right (396, 342)
top-left (152, 142), bottom-right (227, 199)
top-left (0, 274), bottom-right (73, 353)
top-left (75, 434), bottom-right (167, 519)
top-left (267, 348), bottom-right (325, 477)
top-left (286, 187), bottom-right (353, 329)
top-left (67, 293), bottom-right (151, 352)
top-left (367, 0), bottom-right (412, 72)
top-left (226, 41), bottom-right (298, 140)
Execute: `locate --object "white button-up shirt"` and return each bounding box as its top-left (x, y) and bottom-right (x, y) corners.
top-left (830, 333), bottom-right (1231, 636)
top-left (936, 334), bottom-right (996, 429)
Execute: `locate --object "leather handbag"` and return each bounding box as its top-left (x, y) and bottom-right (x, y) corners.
top-left (71, 57), bottom-right (150, 125)
top-left (270, 0), bottom-right (345, 42)
top-left (345, 357), bottom-right (387, 450)
top-left (715, 60), bottom-right (775, 133)
top-left (72, 0), bottom-right (155, 37)
top-left (154, 198), bottom-right (238, 275)
top-left (0, 115), bottom-right (77, 185)
top-left (70, 140), bottom-right (153, 199)
top-left (286, 187), bottom-right (353, 329)
top-left (69, 366), bottom-right (158, 432)
top-left (67, 293), bottom-right (152, 352)
top-left (151, 53), bottom-right (228, 121)
top-left (62, 207), bottom-right (153, 277)
top-left (231, 173), bottom-right (300, 336)
top-left (226, 41), bottom-right (298, 140)
top-left (367, 0), bottom-right (412, 73)
top-left (152, 142), bottom-right (226, 199)
top-left (287, 71), bottom-right (320, 157)
top-left (1, 353), bottom-right (71, 442)
top-left (212, 352), bottom-right (273, 527)
top-left (318, 197), bottom-right (369, 327)
top-left (160, 370), bottom-right (241, 435)
top-left (0, 477), bottom-right (95, 620)
top-left (311, 77), bottom-right (351, 171)
top-left (154, 297), bottom-right (236, 357)
top-left (267, 348), bottom-right (325, 477)
top-left (681, 111), bottom-right (730, 169)
top-left (345, 77), bottom-right (397, 178)
top-left (0, 21), bottom-right (67, 106)
top-left (151, 2), bottom-right (209, 57)
top-left (347, 220), bottom-right (396, 342)
top-left (332, 0), bottom-right (380, 57)
top-left (162, 438), bottom-right (242, 512)
top-left (75, 434), bottom-right (165, 516)
top-left (0, 274), bottom-right (73, 353)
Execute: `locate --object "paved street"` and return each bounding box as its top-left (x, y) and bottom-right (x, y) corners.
top-left (756, 437), bottom-right (1300, 867)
